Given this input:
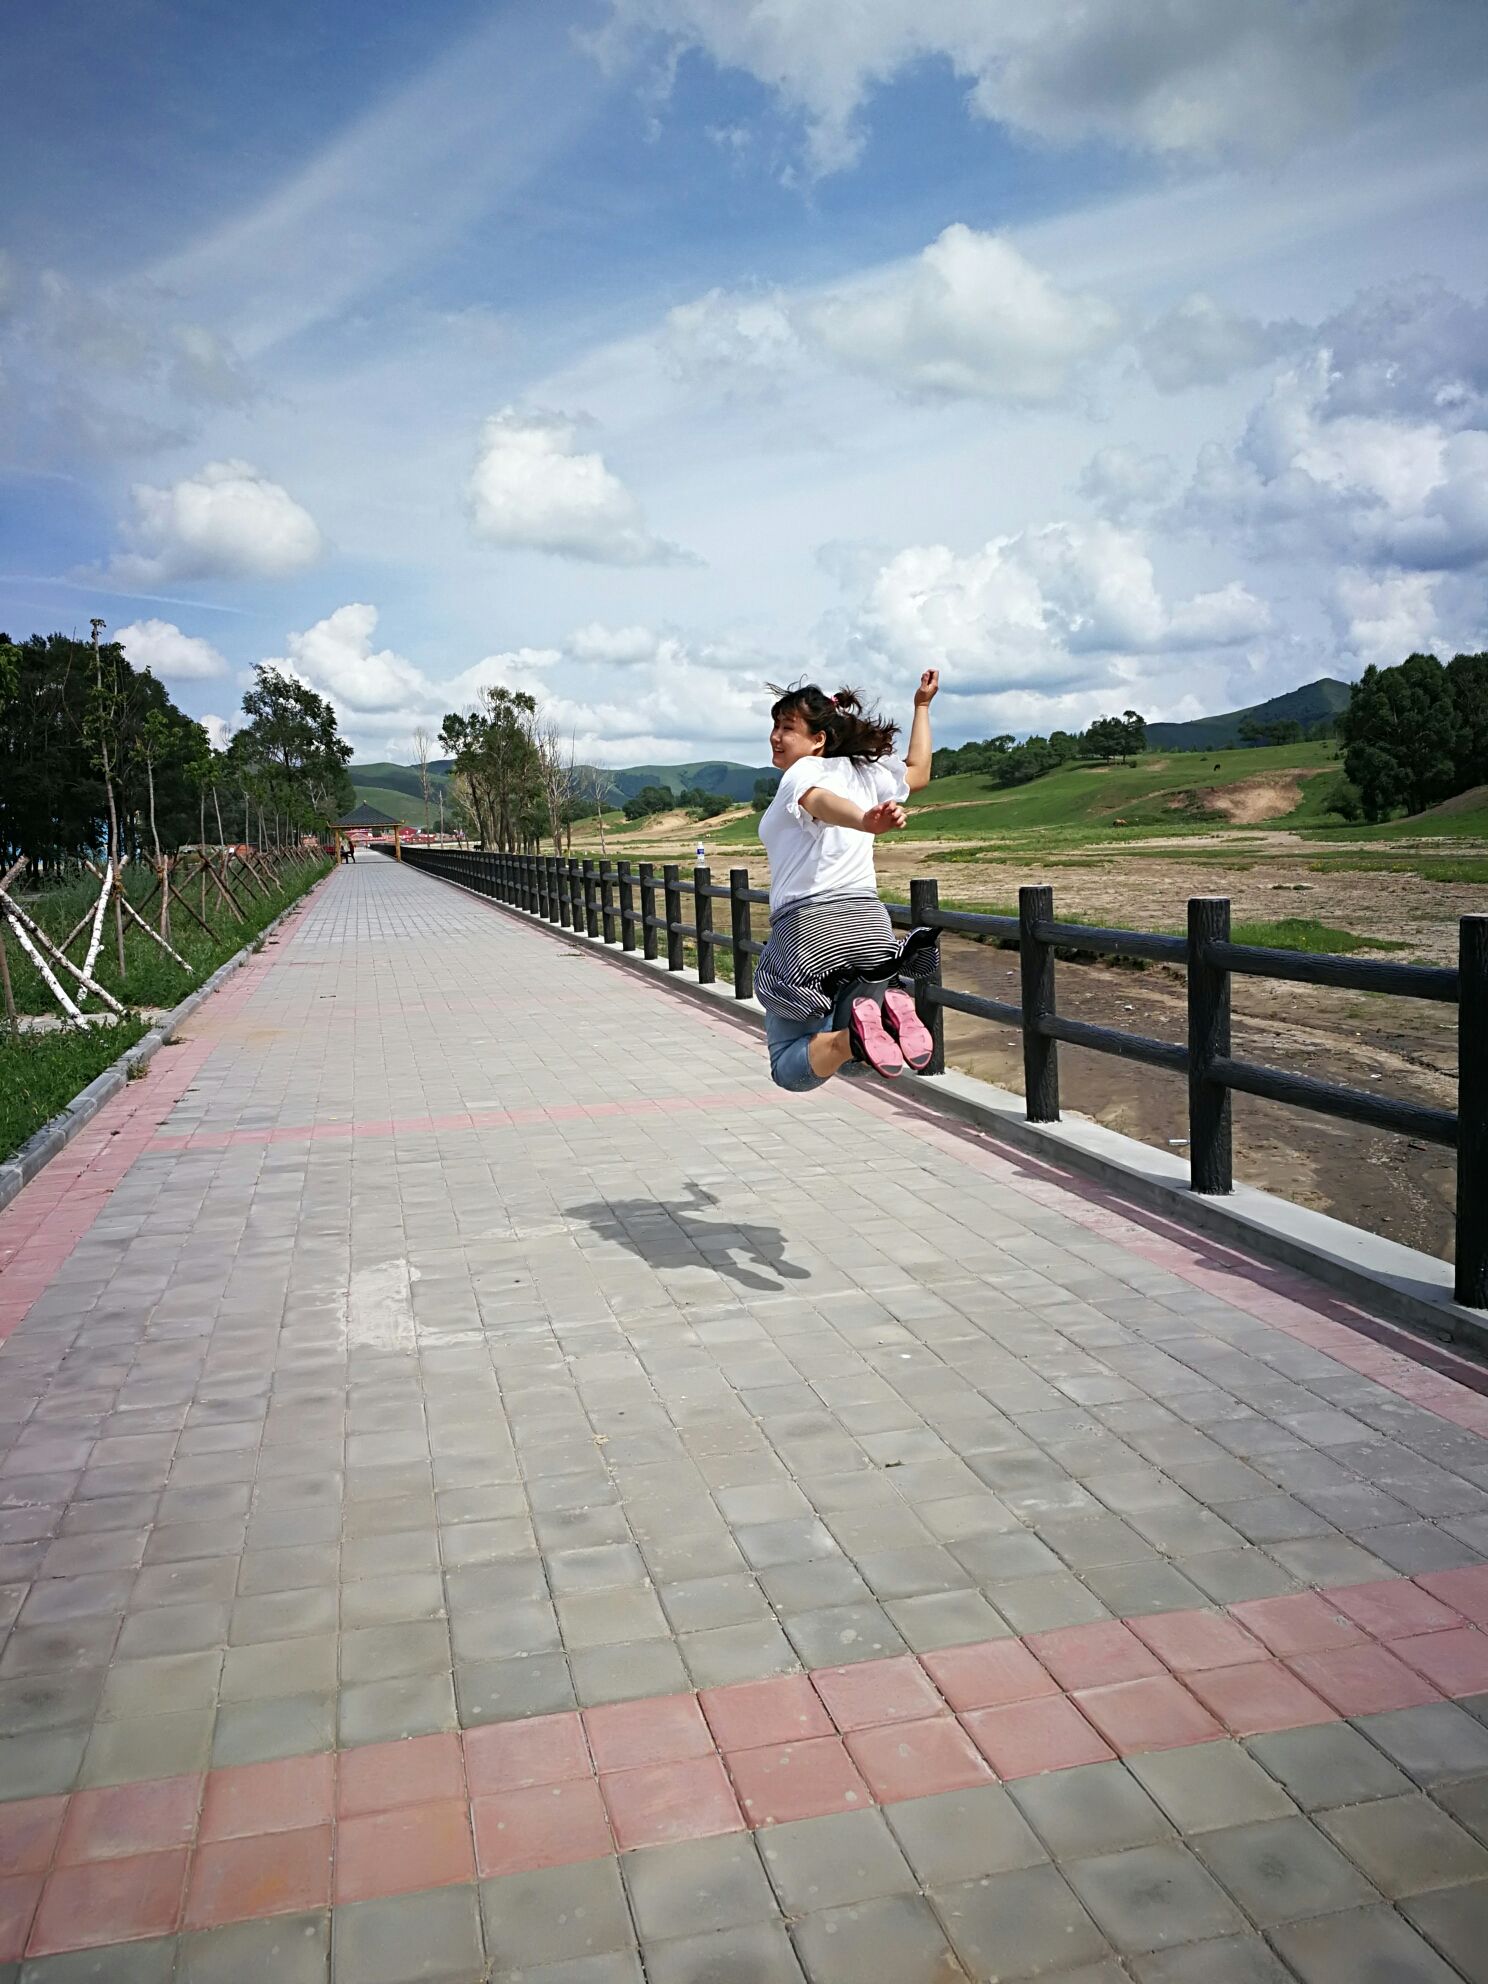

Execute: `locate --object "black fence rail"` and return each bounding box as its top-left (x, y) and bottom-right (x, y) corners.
top-left (394, 845), bottom-right (1487, 1309)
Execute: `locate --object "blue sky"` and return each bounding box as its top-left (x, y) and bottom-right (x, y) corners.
top-left (3, 0), bottom-right (1486, 764)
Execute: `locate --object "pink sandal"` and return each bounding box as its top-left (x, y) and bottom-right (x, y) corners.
top-left (883, 990), bottom-right (933, 1071)
top-left (849, 997), bottom-right (904, 1078)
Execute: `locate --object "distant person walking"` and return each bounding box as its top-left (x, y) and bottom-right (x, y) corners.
top-left (755, 671), bottom-right (939, 1088)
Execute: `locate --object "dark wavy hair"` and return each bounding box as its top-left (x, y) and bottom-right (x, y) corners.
top-left (768, 681), bottom-right (898, 762)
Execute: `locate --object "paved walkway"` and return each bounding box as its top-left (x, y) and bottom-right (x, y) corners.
top-left (2, 857), bottom-right (1488, 1982)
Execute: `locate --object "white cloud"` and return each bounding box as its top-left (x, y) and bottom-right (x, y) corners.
top-left (1079, 446), bottom-right (1175, 521)
top-left (467, 409), bottom-right (694, 564)
top-left (1185, 347), bottom-right (1488, 571)
top-left (109, 460), bottom-right (324, 583)
top-left (598, 0), bottom-right (1429, 172)
top-left (568, 622), bottom-right (667, 664)
top-left (1331, 568), bottom-right (1441, 668)
top-left (806, 226), bottom-right (1119, 403)
top-left (200, 714), bottom-right (234, 752)
top-left (1136, 293), bottom-right (1296, 392)
top-left (117, 617), bottom-right (229, 681)
top-left (268, 604), bottom-right (428, 714)
top-left (661, 287), bottom-right (800, 395)
top-left (169, 326), bottom-right (257, 407)
top-left (1316, 278), bottom-right (1488, 427)
top-left (843, 520), bottom-right (1268, 698)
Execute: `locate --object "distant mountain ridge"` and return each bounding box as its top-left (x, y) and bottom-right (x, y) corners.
top-left (348, 757), bottom-right (776, 823)
top-left (1146, 678), bottom-right (1352, 751)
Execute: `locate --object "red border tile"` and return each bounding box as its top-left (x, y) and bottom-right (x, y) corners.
top-left (1228, 1592), bottom-right (1367, 1658)
top-left (464, 1711), bottom-right (592, 1796)
top-left (1072, 1676), bottom-right (1224, 1755)
top-left (472, 1779), bottom-right (613, 1879)
top-left (1128, 1608), bottom-right (1263, 1673)
top-left (812, 1655), bottom-right (944, 1732)
top-left (1288, 1642), bottom-right (1444, 1716)
top-left (1182, 1660), bottom-right (1337, 1737)
top-left (960, 1696), bottom-right (1113, 1778)
top-left (338, 1733), bottom-right (465, 1817)
top-left (0, 1798), bottom-right (68, 1877)
top-left (1386, 1627), bottom-right (1488, 1697)
top-left (335, 1800), bottom-right (475, 1904)
top-left (57, 1775), bottom-right (202, 1864)
top-left (0, 1877), bottom-right (43, 1966)
top-left (584, 1694), bottom-right (713, 1773)
top-left (922, 1638), bottom-right (1057, 1711)
top-left (724, 1736), bottom-right (872, 1828)
top-left (1026, 1619), bottom-right (1164, 1691)
top-left (28, 1848), bottom-right (189, 1955)
top-left (699, 1674), bottom-right (833, 1751)
top-left (600, 1755), bottom-right (744, 1851)
top-left (1325, 1579), bottom-right (1462, 1640)
top-left (199, 1754), bottom-right (333, 1843)
top-left (1415, 1565), bottom-right (1488, 1627)
top-left (845, 1715), bottom-right (993, 1803)
top-left (185, 1825), bottom-right (332, 1927)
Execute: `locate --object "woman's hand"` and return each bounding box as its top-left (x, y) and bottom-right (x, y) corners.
top-left (861, 801), bottom-right (907, 835)
top-left (913, 669), bottom-right (940, 707)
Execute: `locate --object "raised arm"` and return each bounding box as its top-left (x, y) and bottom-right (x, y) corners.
top-left (905, 669), bottom-right (939, 792)
top-left (799, 788), bottom-right (906, 834)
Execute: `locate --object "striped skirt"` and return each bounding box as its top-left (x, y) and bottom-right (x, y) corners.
top-left (754, 893), bottom-right (903, 1022)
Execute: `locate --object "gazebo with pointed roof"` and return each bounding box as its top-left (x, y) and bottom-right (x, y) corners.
top-left (334, 801), bottom-right (405, 861)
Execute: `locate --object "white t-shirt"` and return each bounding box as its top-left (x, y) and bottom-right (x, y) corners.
top-left (759, 753), bottom-right (910, 912)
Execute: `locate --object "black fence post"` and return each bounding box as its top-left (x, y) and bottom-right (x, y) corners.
top-left (1019, 884), bottom-right (1059, 1120)
top-left (639, 863), bottom-right (658, 961)
top-left (526, 853), bottom-right (538, 916)
top-left (908, 877), bottom-right (946, 1075)
top-left (663, 864), bottom-right (684, 971)
top-left (1456, 915), bottom-right (1488, 1308)
top-left (618, 862), bottom-right (636, 951)
top-left (1188, 896), bottom-right (1233, 1194)
top-left (557, 857), bottom-right (572, 928)
top-left (600, 861), bottom-right (617, 944)
top-left (694, 865), bottom-right (715, 984)
top-left (541, 855), bottom-right (555, 923)
top-left (730, 869), bottom-right (754, 1001)
top-left (582, 859), bottom-right (599, 938)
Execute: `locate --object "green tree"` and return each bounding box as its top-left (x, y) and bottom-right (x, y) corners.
top-left (623, 784), bottom-right (675, 822)
top-left (440, 687), bottom-right (542, 850)
top-left (1338, 652), bottom-right (1477, 822)
top-left (752, 776), bottom-right (778, 812)
top-left (236, 665), bottom-right (354, 831)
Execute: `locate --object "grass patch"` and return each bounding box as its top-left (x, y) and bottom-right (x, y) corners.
top-left (1228, 916), bottom-right (1411, 954)
top-left (0, 1017), bottom-right (150, 1162)
top-left (3, 857), bottom-right (329, 1016)
top-left (1307, 854), bottom-right (1488, 885)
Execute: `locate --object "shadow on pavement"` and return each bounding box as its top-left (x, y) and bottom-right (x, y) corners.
top-left (566, 1182), bottom-right (809, 1293)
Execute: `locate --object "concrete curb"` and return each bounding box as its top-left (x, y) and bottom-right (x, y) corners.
top-left (0, 870), bottom-right (330, 1215)
top-left (420, 864), bottom-right (1488, 1358)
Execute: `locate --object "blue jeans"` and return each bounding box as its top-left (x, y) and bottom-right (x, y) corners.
top-left (766, 1009), bottom-right (866, 1092)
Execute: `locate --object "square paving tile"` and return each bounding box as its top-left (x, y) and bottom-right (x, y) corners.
top-left (329, 1883), bottom-right (485, 1984)
top-left (810, 1656), bottom-right (942, 1733)
top-left (569, 1641), bottom-right (689, 1709)
top-left (931, 1862), bottom-right (1111, 1979)
top-left (724, 1735), bottom-right (871, 1828)
top-left (1317, 1793), bottom-right (1488, 1897)
top-left (1008, 1760), bottom-right (1173, 1859)
top-left (1269, 1903), bottom-right (1462, 1984)
top-left (1285, 1642), bottom-right (1445, 1717)
top-left (176, 1910), bottom-right (329, 1984)
top-left (920, 1639), bottom-right (1057, 1712)
top-left (338, 1733), bottom-right (465, 1816)
top-left (648, 1920), bottom-right (804, 1984)
top-left (1072, 1676), bottom-right (1224, 1755)
top-left (1182, 1660), bottom-right (1337, 1738)
top-left (1126, 1740), bottom-right (1297, 1833)
top-left (757, 1809), bottom-right (916, 1914)
top-left (782, 1606), bottom-right (907, 1670)
top-left (1245, 1720), bottom-right (1415, 1807)
top-left (479, 1856), bottom-right (633, 1972)
top-left (473, 1779), bottom-right (613, 1878)
top-left (699, 1675), bottom-right (833, 1752)
top-left (338, 1673), bottom-right (458, 1747)
top-left (962, 1696), bottom-right (1114, 1779)
top-left (1190, 1815), bottom-right (1378, 1925)
top-left (1064, 1841), bottom-right (1248, 1953)
top-left (454, 1653), bottom-right (575, 1727)
top-left (210, 1693), bottom-right (337, 1769)
top-left (1418, 1564), bottom-right (1488, 1627)
top-left (199, 1753), bottom-right (335, 1841)
top-left (1354, 1701), bottom-right (1488, 1783)
top-left (583, 1694), bottom-right (711, 1774)
top-left (1326, 1578), bottom-right (1463, 1639)
top-left (1128, 1609), bottom-right (1264, 1673)
top-left (1026, 1620), bottom-right (1164, 1691)
top-left (600, 1756), bottom-right (743, 1851)
top-left (1129, 1934), bottom-right (1298, 1982)
top-left (0, 1798), bottom-right (67, 1877)
top-left (1389, 1626), bottom-right (1488, 1696)
top-left (464, 1711), bottom-right (591, 1795)
top-left (1400, 1883), bottom-right (1488, 1984)
top-left (845, 1715), bottom-right (992, 1804)
top-left (1228, 1592), bottom-right (1367, 1658)
top-left (27, 1847), bottom-right (189, 1956)
top-left (883, 1784), bottom-right (1047, 1885)
top-left (790, 1891), bottom-right (966, 1984)
top-left (185, 1825), bottom-right (332, 1926)
top-left (57, 1773), bottom-right (202, 1862)
top-left (335, 1801), bottom-right (476, 1904)
top-left (621, 1830), bottom-right (777, 1942)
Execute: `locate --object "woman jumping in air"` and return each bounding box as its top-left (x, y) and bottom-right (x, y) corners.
top-left (755, 670), bottom-right (939, 1090)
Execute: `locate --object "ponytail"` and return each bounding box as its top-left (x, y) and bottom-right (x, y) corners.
top-left (768, 681), bottom-right (897, 762)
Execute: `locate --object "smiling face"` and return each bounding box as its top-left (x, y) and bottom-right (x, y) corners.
top-left (769, 705), bottom-right (826, 771)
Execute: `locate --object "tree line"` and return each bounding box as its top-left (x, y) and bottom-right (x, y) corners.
top-left (932, 709), bottom-right (1148, 786)
top-left (1336, 651), bottom-right (1488, 822)
top-left (624, 783), bottom-right (733, 822)
top-left (0, 624), bottom-right (355, 871)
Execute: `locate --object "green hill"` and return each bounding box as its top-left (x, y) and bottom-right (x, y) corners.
top-left (577, 761), bottom-right (775, 804)
top-left (1147, 678), bottom-right (1352, 751)
top-left (351, 762), bottom-right (452, 803)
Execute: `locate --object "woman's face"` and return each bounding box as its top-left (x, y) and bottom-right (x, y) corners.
top-left (769, 706), bottom-right (826, 771)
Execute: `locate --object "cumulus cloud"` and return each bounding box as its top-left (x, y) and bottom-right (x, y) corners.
top-left (108, 460), bottom-right (324, 583)
top-left (660, 287), bottom-right (800, 395)
top-left (467, 409), bottom-right (694, 564)
top-left (267, 604), bottom-right (428, 714)
top-left (1316, 278), bottom-right (1488, 427)
top-left (1331, 568), bottom-right (1441, 668)
top-left (806, 226), bottom-right (1118, 403)
top-left (200, 714), bottom-right (234, 752)
top-left (843, 520), bottom-right (1268, 697)
top-left (1079, 446), bottom-right (1176, 521)
top-left (598, 0), bottom-right (1428, 172)
top-left (1185, 346), bottom-right (1488, 572)
top-left (117, 618), bottom-right (229, 681)
top-left (1136, 293), bottom-right (1298, 393)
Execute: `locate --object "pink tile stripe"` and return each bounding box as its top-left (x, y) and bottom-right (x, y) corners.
top-left (1, 1567), bottom-right (1486, 1961)
top-left (146, 1088), bottom-right (777, 1153)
